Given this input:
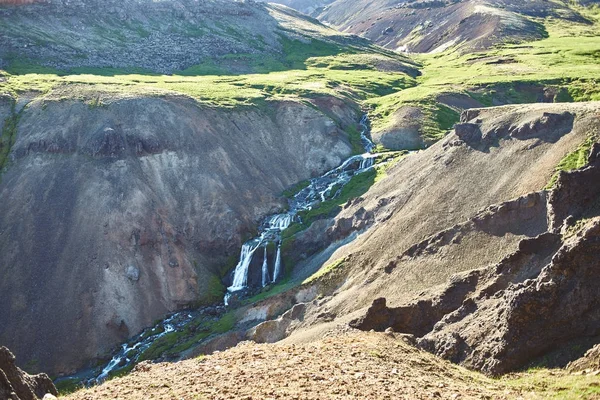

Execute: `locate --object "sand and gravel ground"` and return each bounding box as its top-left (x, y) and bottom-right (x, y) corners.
top-left (65, 330), bottom-right (600, 400)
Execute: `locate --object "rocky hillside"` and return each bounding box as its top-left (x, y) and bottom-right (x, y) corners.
top-left (250, 102), bottom-right (600, 373)
top-left (0, 90), bottom-right (362, 376)
top-left (0, 0), bottom-right (365, 74)
top-left (317, 0), bottom-right (598, 53)
top-left (1, 0), bottom-right (600, 396)
top-left (0, 0), bottom-right (423, 379)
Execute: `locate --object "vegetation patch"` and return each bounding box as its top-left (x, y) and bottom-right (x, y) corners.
top-left (138, 311), bottom-right (237, 362)
top-left (545, 133), bottom-right (598, 189)
top-left (303, 257), bottom-right (346, 285)
top-left (0, 102), bottom-right (19, 174)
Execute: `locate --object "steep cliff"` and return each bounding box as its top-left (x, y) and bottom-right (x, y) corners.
top-left (0, 92), bottom-right (358, 376)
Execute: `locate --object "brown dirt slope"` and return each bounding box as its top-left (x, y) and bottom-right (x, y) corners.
top-left (276, 102), bottom-right (600, 361)
top-left (66, 330), bottom-right (600, 400)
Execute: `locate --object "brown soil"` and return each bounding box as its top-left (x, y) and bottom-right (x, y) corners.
top-left (66, 330), bottom-right (533, 400)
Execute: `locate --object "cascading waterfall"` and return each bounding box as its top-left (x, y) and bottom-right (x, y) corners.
top-left (261, 247), bottom-right (270, 287)
top-left (229, 242), bottom-right (260, 291)
top-left (224, 114), bottom-right (377, 304)
top-left (92, 114), bottom-right (382, 382)
top-left (273, 243), bottom-right (282, 283)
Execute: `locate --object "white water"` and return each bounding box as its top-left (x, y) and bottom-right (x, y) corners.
top-left (229, 242), bottom-right (260, 291)
top-left (261, 247), bottom-right (270, 287)
top-left (95, 313), bottom-right (190, 382)
top-left (224, 115), bottom-right (376, 302)
top-left (273, 243), bottom-right (282, 282)
top-left (88, 115), bottom-right (378, 382)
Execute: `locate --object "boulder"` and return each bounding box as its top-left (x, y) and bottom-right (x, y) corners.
top-left (0, 347), bottom-right (57, 400)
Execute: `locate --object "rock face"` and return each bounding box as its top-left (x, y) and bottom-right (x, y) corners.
top-left (317, 0), bottom-right (592, 53)
top-left (350, 142), bottom-right (600, 375)
top-left (0, 93), bottom-right (357, 376)
top-left (0, 347), bottom-right (57, 400)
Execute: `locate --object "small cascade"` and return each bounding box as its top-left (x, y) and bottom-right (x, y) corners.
top-left (94, 312), bottom-right (190, 382)
top-left (224, 114), bottom-right (378, 303)
top-left (229, 242), bottom-right (260, 291)
top-left (267, 214), bottom-right (293, 230)
top-left (261, 247), bottom-right (270, 287)
top-left (359, 114), bottom-right (375, 153)
top-left (273, 243), bottom-right (282, 283)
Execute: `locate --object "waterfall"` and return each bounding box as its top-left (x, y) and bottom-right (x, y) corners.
top-left (273, 243), bottom-right (282, 283)
top-left (228, 242), bottom-right (259, 291)
top-left (360, 154), bottom-right (375, 170)
top-left (267, 214), bottom-right (292, 230)
top-left (261, 247), bottom-right (270, 287)
top-left (224, 114), bottom-right (378, 303)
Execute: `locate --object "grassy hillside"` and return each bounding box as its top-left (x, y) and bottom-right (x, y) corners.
top-left (367, 5), bottom-right (600, 144)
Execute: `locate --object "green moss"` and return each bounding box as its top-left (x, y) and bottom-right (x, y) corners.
top-left (54, 377), bottom-right (84, 395)
top-left (545, 133), bottom-right (598, 189)
top-left (204, 274), bottom-right (226, 304)
top-left (282, 179), bottom-right (310, 198)
top-left (303, 257), bottom-right (346, 285)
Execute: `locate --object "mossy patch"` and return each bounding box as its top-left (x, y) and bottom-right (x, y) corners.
top-left (545, 133), bottom-right (598, 189)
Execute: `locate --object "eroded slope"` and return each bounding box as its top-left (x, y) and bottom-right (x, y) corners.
top-left (0, 91), bottom-right (359, 376)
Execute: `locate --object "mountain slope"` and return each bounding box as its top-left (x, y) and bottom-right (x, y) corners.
top-left (267, 102), bottom-right (600, 371)
top-left (0, 0), bottom-right (422, 377)
top-left (317, 0), bottom-right (597, 53)
top-left (0, 0), bottom-right (373, 74)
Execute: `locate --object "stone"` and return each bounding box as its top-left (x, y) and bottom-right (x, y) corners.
top-left (0, 347), bottom-right (58, 400)
top-left (125, 265), bottom-right (140, 281)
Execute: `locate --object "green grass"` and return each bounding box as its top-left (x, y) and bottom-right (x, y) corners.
top-left (54, 377), bottom-right (85, 395)
top-left (501, 369), bottom-right (600, 399)
top-left (0, 102), bottom-right (19, 173)
top-left (242, 278), bottom-right (298, 305)
top-left (546, 133), bottom-right (598, 189)
top-left (138, 311), bottom-right (237, 362)
top-left (366, 9), bottom-right (600, 144)
top-left (303, 257), bottom-right (346, 285)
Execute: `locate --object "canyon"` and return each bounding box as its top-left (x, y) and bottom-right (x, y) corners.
top-left (0, 0), bottom-right (599, 398)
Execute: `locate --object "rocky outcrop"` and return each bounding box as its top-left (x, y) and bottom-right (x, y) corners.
top-left (568, 344), bottom-right (600, 373)
top-left (349, 141), bottom-right (600, 375)
top-left (0, 347), bottom-right (57, 400)
top-left (0, 93), bottom-right (357, 376)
